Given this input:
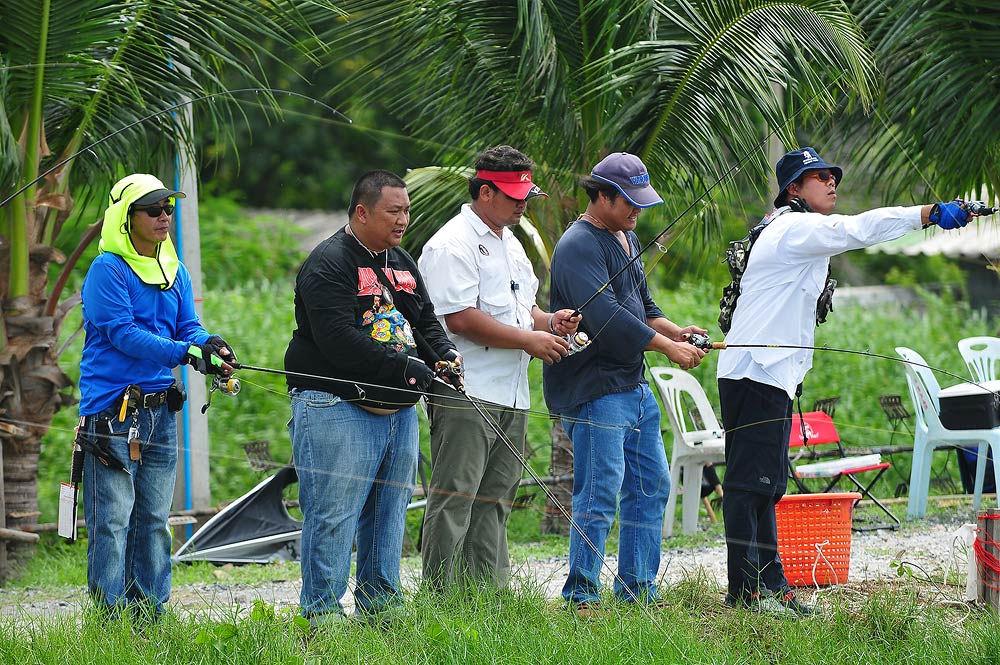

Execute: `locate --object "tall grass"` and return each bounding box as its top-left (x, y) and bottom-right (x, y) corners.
top-left (1, 585), bottom-right (998, 664)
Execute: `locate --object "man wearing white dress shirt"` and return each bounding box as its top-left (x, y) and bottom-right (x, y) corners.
top-left (418, 145), bottom-right (579, 589)
top-left (717, 146), bottom-right (972, 616)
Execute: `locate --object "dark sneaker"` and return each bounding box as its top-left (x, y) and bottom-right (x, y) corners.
top-left (748, 593), bottom-right (799, 618)
top-left (646, 597), bottom-right (670, 610)
top-left (779, 590), bottom-right (819, 617)
top-left (725, 591), bottom-right (798, 618)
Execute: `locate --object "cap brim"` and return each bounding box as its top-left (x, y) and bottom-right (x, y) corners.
top-left (591, 173), bottom-right (663, 208)
top-left (494, 180), bottom-right (547, 201)
top-left (620, 185), bottom-right (664, 208)
top-left (134, 188), bottom-right (186, 206)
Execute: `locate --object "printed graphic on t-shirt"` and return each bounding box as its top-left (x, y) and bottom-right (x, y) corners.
top-left (359, 293), bottom-right (415, 352)
top-left (356, 267), bottom-right (417, 296)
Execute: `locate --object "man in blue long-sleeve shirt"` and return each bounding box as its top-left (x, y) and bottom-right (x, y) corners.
top-left (543, 153), bottom-right (708, 615)
top-left (79, 173), bottom-right (233, 620)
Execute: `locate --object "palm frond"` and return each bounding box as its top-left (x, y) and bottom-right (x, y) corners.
top-left (327, 0), bottom-right (876, 248)
top-left (831, 0), bottom-right (1000, 202)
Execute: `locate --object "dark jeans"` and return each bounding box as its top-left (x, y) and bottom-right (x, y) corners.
top-left (718, 378), bottom-right (793, 600)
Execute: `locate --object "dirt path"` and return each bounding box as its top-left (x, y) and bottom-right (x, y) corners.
top-left (0, 518), bottom-right (979, 620)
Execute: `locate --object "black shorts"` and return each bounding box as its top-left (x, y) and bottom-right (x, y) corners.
top-left (718, 378), bottom-right (792, 496)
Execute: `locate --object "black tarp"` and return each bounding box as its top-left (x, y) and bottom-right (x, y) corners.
top-left (173, 465), bottom-right (302, 564)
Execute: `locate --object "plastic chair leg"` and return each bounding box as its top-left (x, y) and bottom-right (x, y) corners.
top-left (973, 442), bottom-right (988, 512)
top-left (681, 463), bottom-right (703, 535)
top-left (663, 472), bottom-right (679, 538)
top-left (907, 444), bottom-right (932, 519)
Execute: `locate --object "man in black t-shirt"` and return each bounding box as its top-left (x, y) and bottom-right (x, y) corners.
top-left (284, 170), bottom-right (457, 626)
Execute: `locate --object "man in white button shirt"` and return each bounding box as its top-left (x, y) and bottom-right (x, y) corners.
top-left (717, 146), bottom-right (972, 617)
top-left (418, 145), bottom-right (580, 590)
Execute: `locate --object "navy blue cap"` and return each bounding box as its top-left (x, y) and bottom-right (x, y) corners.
top-left (774, 147), bottom-right (842, 206)
top-left (591, 152), bottom-right (663, 208)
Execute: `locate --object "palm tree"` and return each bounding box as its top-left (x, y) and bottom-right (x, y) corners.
top-left (324, 0), bottom-right (879, 531)
top-left (834, 0), bottom-right (1000, 202)
top-left (325, 0), bottom-right (877, 255)
top-left (0, 0), bottom-right (330, 568)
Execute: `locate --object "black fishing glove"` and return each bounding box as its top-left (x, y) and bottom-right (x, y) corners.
top-left (184, 344), bottom-right (228, 376)
top-left (403, 356), bottom-right (435, 393)
top-left (205, 335), bottom-right (237, 363)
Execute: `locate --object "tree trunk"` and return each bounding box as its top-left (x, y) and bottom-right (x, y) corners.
top-left (540, 419), bottom-right (573, 535)
top-left (0, 290), bottom-right (76, 568)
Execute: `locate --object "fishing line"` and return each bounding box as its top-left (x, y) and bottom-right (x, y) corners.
top-left (701, 340), bottom-right (1000, 398)
top-left (569, 77), bottom-right (845, 320)
top-left (407, 335), bottom-right (681, 643)
top-left (0, 88), bottom-right (351, 210)
top-left (228, 361), bottom-right (638, 434)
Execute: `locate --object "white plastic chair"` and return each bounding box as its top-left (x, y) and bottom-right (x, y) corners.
top-left (958, 336), bottom-right (1000, 382)
top-left (956, 336), bottom-right (1000, 499)
top-left (649, 366), bottom-right (726, 536)
top-left (895, 347), bottom-right (1000, 518)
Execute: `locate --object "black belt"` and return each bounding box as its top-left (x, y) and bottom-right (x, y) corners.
top-left (140, 390), bottom-right (169, 409)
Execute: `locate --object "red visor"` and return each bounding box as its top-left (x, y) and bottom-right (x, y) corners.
top-left (476, 169), bottom-right (547, 201)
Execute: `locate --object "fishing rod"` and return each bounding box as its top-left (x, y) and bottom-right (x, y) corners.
top-left (686, 333), bottom-right (1000, 397)
top-left (0, 88), bottom-right (351, 210)
top-left (232, 346), bottom-right (679, 629)
top-left (570, 79), bottom-right (843, 320)
top-left (407, 334), bottom-right (681, 639)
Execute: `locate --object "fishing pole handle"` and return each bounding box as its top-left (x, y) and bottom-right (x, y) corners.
top-left (686, 332), bottom-right (726, 351)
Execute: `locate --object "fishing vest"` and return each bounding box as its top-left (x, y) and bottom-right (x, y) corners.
top-left (718, 199), bottom-right (836, 334)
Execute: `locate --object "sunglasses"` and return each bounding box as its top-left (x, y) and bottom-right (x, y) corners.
top-left (133, 204), bottom-right (175, 217)
top-left (805, 170), bottom-right (837, 185)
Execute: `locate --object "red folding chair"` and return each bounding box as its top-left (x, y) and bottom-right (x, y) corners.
top-left (789, 411), bottom-right (900, 531)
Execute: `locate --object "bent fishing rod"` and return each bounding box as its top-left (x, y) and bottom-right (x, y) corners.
top-left (0, 88), bottom-right (351, 210)
top-left (228, 352), bottom-right (680, 638)
top-left (406, 333), bottom-right (681, 640)
top-left (570, 80), bottom-right (843, 320)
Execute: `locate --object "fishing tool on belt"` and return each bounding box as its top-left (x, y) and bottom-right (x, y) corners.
top-left (58, 418), bottom-right (88, 541)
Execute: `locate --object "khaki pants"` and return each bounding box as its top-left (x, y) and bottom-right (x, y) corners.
top-left (421, 382), bottom-right (527, 589)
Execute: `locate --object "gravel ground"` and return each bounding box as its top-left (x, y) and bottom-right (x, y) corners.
top-left (0, 516), bottom-right (981, 621)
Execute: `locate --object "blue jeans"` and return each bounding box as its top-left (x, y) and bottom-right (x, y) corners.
top-left (82, 402), bottom-right (177, 617)
top-left (289, 390), bottom-right (418, 620)
top-left (561, 385), bottom-right (670, 604)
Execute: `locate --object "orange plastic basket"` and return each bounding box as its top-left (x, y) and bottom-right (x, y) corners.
top-left (774, 492), bottom-right (860, 587)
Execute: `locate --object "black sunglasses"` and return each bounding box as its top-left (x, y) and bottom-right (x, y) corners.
top-left (133, 204), bottom-right (175, 217)
top-left (806, 170), bottom-right (837, 184)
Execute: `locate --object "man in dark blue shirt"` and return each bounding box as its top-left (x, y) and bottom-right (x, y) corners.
top-left (543, 153), bottom-right (707, 614)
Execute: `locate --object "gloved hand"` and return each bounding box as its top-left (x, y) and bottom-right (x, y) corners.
top-left (930, 202), bottom-right (969, 230)
top-left (184, 344), bottom-right (229, 375)
top-left (403, 356), bottom-right (435, 393)
top-left (434, 349), bottom-right (465, 391)
top-left (205, 335), bottom-right (237, 363)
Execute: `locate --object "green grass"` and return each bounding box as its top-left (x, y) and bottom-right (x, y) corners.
top-left (1, 580), bottom-right (998, 664)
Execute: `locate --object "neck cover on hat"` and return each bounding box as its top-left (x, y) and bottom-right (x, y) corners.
top-left (99, 174), bottom-right (180, 290)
